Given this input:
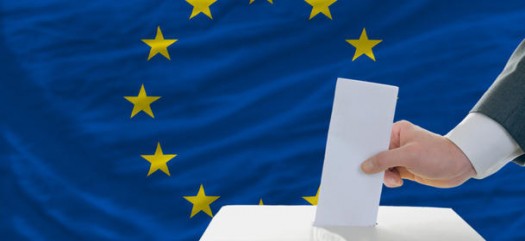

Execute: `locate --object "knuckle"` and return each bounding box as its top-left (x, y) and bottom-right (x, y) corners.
top-left (373, 152), bottom-right (388, 168)
top-left (395, 120), bottom-right (413, 130)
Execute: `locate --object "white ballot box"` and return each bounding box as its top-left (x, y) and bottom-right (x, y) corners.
top-left (200, 205), bottom-right (485, 241)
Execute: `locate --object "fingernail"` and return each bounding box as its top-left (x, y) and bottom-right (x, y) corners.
top-left (389, 176), bottom-right (400, 187)
top-left (361, 161), bottom-right (374, 172)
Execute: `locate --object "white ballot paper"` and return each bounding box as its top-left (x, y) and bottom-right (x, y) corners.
top-left (315, 78), bottom-right (398, 227)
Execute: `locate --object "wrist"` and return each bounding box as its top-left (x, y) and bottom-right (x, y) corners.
top-left (444, 136), bottom-right (476, 185)
top-left (446, 113), bottom-right (523, 179)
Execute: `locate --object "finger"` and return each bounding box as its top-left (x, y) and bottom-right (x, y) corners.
top-left (361, 145), bottom-right (414, 174)
top-left (389, 120), bottom-right (412, 150)
top-left (413, 176), bottom-right (466, 188)
top-left (396, 167), bottom-right (416, 182)
top-left (389, 123), bottom-right (402, 150)
top-left (396, 168), bottom-right (462, 188)
top-left (384, 168), bottom-right (403, 188)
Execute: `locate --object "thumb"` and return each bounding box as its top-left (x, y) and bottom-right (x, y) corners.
top-left (361, 146), bottom-right (413, 174)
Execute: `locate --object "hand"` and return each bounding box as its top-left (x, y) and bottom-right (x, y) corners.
top-left (360, 120), bottom-right (477, 188)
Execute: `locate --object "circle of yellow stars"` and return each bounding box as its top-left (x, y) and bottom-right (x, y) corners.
top-left (123, 0), bottom-right (383, 220)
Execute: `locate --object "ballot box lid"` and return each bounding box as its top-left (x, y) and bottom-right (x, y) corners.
top-left (200, 205), bottom-right (484, 241)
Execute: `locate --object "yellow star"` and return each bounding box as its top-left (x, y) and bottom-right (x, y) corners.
top-left (305, 0), bottom-right (337, 20)
top-left (124, 84), bottom-right (160, 118)
top-left (141, 142), bottom-right (176, 176)
top-left (184, 185), bottom-right (220, 218)
top-left (302, 188), bottom-right (319, 205)
top-left (186, 0), bottom-right (217, 19)
top-left (249, 0), bottom-right (273, 4)
top-left (141, 26), bottom-right (177, 61)
top-left (346, 28), bottom-right (382, 61)
top-left (259, 198), bottom-right (264, 205)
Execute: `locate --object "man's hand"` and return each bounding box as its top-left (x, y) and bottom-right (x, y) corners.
top-left (360, 120), bottom-right (477, 188)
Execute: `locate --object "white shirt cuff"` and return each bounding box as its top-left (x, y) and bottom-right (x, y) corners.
top-left (445, 113), bottom-right (524, 179)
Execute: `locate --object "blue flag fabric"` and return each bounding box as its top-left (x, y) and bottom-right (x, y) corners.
top-left (2, 1), bottom-right (525, 240)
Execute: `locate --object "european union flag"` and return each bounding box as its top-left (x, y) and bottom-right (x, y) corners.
top-left (2, 1), bottom-right (525, 240)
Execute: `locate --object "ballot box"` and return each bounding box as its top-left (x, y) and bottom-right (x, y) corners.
top-left (200, 205), bottom-right (485, 241)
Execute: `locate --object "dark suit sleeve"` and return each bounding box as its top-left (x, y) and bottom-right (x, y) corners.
top-left (472, 40), bottom-right (525, 165)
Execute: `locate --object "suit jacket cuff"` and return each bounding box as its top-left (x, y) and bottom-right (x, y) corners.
top-left (446, 113), bottom-right (524, 179)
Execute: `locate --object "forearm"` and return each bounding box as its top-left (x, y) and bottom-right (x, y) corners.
top-left (472, 39), bottom-right (525, 155)
top-left (446, 40), bottom-right (525, 179)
